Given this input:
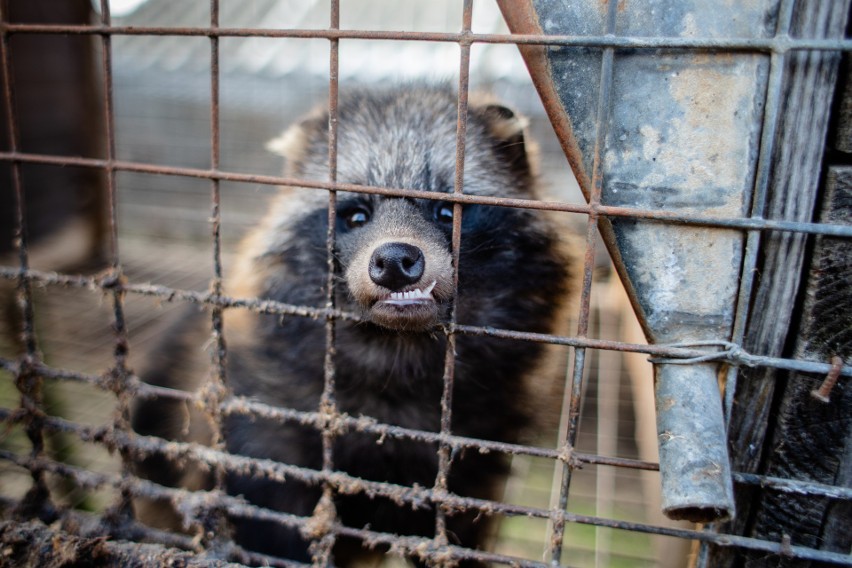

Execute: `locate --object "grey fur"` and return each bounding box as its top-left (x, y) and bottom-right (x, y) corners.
top-left (132, 85), bottom-right (574, 566)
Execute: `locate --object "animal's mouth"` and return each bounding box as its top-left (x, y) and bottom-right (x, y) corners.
top-left (369, 281), bottom-right (441, 331)
top-left (344, 236), bottom-right (454, 332)
top-left (378, 281), bottom-right (437, 306)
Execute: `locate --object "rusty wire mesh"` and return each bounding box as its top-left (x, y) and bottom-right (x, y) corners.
top-left (0, 0), bottom-right (851, 567)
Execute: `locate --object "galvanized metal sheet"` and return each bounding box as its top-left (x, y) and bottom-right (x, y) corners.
top-left (539, 0), bottom-right (773, 342)
top-left (500, 0), bottom-right (780, 522)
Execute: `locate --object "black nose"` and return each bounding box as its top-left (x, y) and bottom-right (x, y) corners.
top-left (369, 242), bottom-right (425, 291)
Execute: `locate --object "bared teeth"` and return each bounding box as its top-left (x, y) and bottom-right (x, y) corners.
top-left (386, 281), bottom-right (437, 303)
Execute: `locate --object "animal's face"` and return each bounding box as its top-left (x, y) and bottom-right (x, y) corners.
top-left (254, 87), bottom-right (562, 334)
top-left (337, 196), bottom-right (454, 331)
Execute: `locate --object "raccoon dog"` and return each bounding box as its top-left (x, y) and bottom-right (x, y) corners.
top-left (132, 85), bottom-right (572, 565)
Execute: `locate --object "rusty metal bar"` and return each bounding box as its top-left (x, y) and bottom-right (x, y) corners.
top-left (722, 0), bottom-right (796, 425)
top-left (207, 0), bottom-right (227, 456)
top-left (97, 0), bottom-right (122, 341)
top-left (0, 0), bottom-right (53, 518)
top-left (432, 0), bottom-right (474, 549)
top-left (730, 471), bottom-right (852, 501)
top-left (0, 5), bottom-right (849, 566)
top-left (1, 424), bottom-right (850, 566)
top-left (3, 354), bottom-right (851, 506)
top-left (50, 387), bottom-right (852, 502)
top-left (95, 0), bottom-right (138, 529)
top-left (198, 0), bottom-right (232, 551)
top-left (1, 150), bottom-right (850, 238)
top-left (0, 452), bottom-right (303, 568)
top-left (321, 0), bottom-right (341, 477)
top-left (549, 0), bottom-right (618, 563)
top-left (0, 6), bottom-right (32, 356)
top-left (1, 22), bottom-right (850, 53)
top-left (0, 393), bottom-right (760, 504)
top-left (706, 5), bottom-right (814, 563)
top-left (0, 449), bottom-right (541, 568)
top-left (312, 0), bottom-right (342, 564)
top-left (1, 267), bottom-right (850, 380)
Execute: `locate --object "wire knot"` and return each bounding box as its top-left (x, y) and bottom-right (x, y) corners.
top-left (648, 340), bottom-right (748, 366)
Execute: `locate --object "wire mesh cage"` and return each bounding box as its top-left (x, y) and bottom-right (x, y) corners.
top-left (0, 1), bottom-right (850, 567)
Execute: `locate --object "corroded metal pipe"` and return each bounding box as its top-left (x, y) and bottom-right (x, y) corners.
top-left (655, 363), bottom-right (733, 521)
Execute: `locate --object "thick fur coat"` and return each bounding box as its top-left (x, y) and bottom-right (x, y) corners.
top-left (132, 85), bottom-right (572, 565)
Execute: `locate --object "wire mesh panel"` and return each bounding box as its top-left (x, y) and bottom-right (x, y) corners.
top-left (0, 1), bottom-right (850, 567)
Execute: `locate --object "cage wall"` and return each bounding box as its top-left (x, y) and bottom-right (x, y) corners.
top-left (0, 1), bottom-right (850, 567)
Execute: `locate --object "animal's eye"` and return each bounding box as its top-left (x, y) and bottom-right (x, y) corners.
top-left (434, 202), bottom-right (454, 224)
top-left (343, 207), bottom-right (371, 229)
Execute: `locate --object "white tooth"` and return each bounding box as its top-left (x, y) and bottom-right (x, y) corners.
top-left (383, 281), bottom-right (439, 304)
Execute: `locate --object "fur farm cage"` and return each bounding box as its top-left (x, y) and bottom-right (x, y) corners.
top-left (0, 1), bottom-right (850, 567)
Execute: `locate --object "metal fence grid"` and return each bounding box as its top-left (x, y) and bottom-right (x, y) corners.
top-left (0, 0), bottom-right (851, 566)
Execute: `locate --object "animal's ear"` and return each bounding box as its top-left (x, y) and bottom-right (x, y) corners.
top-left (476, 103), bottom-right (534, 178)
top-left (480, 103), bottom-right (528, 140)
top-left (266, 115), bottom-right (328, 174)
top-left (266, 123), bottom-right (309, 162)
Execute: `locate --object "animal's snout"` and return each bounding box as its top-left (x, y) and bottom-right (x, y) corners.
top-left (369, 242), bottom-right (425, 291)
